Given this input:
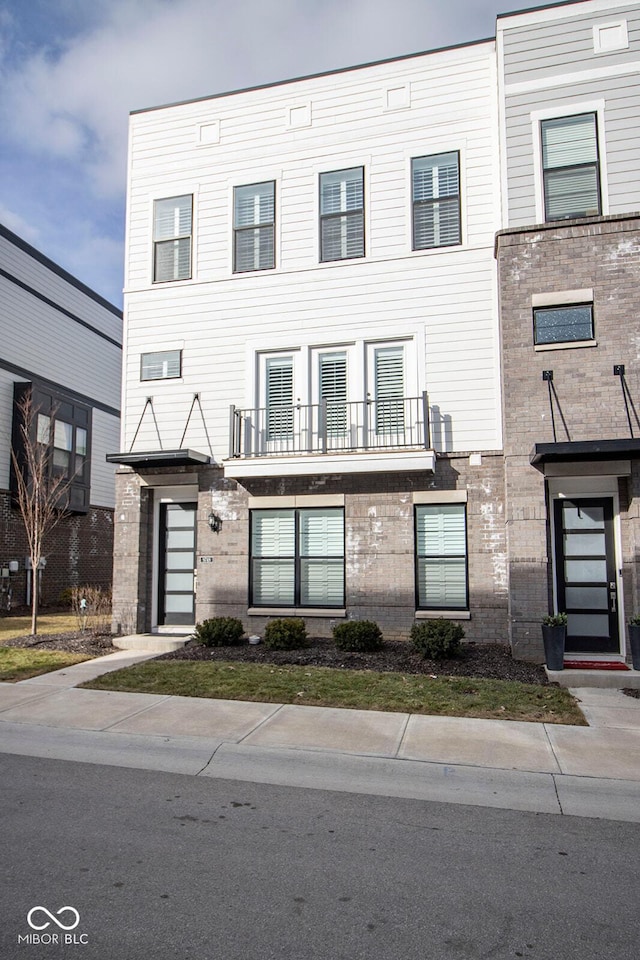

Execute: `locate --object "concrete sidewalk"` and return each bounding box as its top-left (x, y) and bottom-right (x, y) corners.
top-left (1, 650), bottom-right (639, 822)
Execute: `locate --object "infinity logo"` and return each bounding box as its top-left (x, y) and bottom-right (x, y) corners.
top-left (27, 907), bottom-right (80, 931)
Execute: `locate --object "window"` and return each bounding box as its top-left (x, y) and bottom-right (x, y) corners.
top-left (412, 152), bottom-right (461, 249)
top-left (373, 345), bottom-right (405, 435)
top-left (320, 167), bottom-right (364, 262)
top-left (416, 504), bottom-right (468, 610)
top-left (141, 350), bottom-right (182, 381)
top-left (541, 114), bottom-right (600, 221)
top-left (153, 195), bottom-right (192, 282)
top-left (319, 351), bottom-right (347, 436)
top-left (12, 383), bottom-right (92, 513)
top-left (234, 182), bottom-right (275, 272)
top-left (533, 304), bottom-right (594, 345)
top-left (251, 508), bottom-right (345, 607)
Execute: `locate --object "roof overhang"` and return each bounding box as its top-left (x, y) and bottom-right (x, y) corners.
top-left (530, 439), bottom-right (640, 467)
top-left (106, 449), bottom-right (211, 468)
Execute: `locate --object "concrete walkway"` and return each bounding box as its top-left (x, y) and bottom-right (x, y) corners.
top-left (1, 650), bottom-right (639, 822)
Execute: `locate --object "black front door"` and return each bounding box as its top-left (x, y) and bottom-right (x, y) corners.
top-left (553, 497), bottom-right (619, 654)
top-left (158, 503), bottom-right (197, 626)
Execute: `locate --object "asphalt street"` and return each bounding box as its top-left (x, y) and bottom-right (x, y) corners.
top-left (2, 753), bottom-right (639, 960)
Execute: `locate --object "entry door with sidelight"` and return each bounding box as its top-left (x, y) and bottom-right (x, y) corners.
top-left (158, 503), bottom-right (197, 626)
top-left (553, 497), bottom-right (619, 654)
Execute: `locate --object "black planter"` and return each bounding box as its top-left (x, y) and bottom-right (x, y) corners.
top-left (628, 623), bottom-right (640, 671)
top-left (542, 624), bottom-right (565, 671)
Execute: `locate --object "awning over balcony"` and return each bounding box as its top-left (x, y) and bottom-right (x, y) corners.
top-left (530, 438), bottom-right (640, 466)
top-left (106, 449), bottom-right (211, 468)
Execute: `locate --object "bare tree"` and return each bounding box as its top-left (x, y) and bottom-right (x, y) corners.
top-left (10, 391), bottom-right (76, 635)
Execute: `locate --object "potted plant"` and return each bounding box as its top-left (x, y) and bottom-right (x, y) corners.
top-left (627, 616), bottom-right (640, 671)
top-left (541, 612), bottom-right (567, 671)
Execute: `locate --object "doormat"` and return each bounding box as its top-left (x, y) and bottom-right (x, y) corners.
top-left (563, 660), bottom-right (630, 671)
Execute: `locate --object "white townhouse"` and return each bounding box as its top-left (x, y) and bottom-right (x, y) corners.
top-left (110, 30), bottom-right (506, 640)
top-left (0, 224), bottom-right (122, 607)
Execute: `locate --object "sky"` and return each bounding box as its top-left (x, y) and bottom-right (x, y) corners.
top-left (0, 0), bottom-right (545, 308)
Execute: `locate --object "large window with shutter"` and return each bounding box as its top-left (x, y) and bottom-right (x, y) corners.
top-left (153, 195), bottom-right (192, 282)
top-left (412, 152), bottom-right (461, 250)
top-left (541, 114), bottom-right (601, 221)
top-left (415, 504), bottom-right (468, 610)
top-left (319, 351), bottom-right (347, 436)
top-left (320, 167), bottom-right (364, 262)
top-left (266, 355), bottom-right (294, 442)
top-left (234, 181), bottom-right (275, 272)
top-left (251, 508), bottom-right (345, 607)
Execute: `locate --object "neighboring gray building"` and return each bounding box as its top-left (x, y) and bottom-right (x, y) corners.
top-left (0, 224), bottom-right (122, 609)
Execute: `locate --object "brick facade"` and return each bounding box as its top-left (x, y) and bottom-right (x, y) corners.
top-left (0, 488), bottom-right (114, 611)
top-left (496, 213), bottom-right (640, 659)
top-left (112, 455), bottom-right (509, 644)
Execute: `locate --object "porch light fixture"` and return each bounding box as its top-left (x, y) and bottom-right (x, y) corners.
top-left (208, 511), bottom-right (222, 534)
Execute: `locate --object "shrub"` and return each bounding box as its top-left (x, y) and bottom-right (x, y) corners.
top-left (71, 586), bottom-right (112, 635)
top-left (58, 587), bottom-right (74, 609)
top-left (263, 617), bottom-right (308, 650)
top-left (332, 620), bottom-right (383, 652)
top-left (193, 617), bottom-right (244, 647)
top-left (410, 619), bottom-right (464, 660)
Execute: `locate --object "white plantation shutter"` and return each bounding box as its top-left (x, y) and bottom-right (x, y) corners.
top-left (412, 153), bottom-right (460, 249)
top-left (299, 509), bottom-right (344, 606)
top-left (234, 182), bottom-right (275, 272)
top-left (541, 114), bottom-right (600, 220)
top-left (319, 352), bottom-right (347, 435)
top-left (374, 345), bottom-right (405, 435)
top-left (153, 196), bottom-right (192, 281)
top-left (266, 356), bottom-right (294, 440)
top-left (416, 505), bottom-right (467, 609)
top-left (251, 510), bottom-right (295, 605)
top-left (320, 168), bottom-right (364, 261)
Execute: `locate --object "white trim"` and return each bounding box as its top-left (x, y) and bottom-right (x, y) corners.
top-left (415, 609), bottom-right (471, 620)
top-left (497, 0), bottom-right (638, 32)
top-left (505, 59), bottom-right (640, 97)
top-left (413, 490), bottom-right (467, 504)
top-left (534, 340), bottom-right (597, 352)
top-left (248, 494), bottom-right (344, 508)
top-left (532, 289), bottom-right (593, 307)
top-left (224, 449), bottom-right (436, 479)
top-left (593, 20), bottom-right (629, 54)
top-left (530, 100), bottom-right (608, 224)
top-left (496, 27), bottom-right (509, 230)
top-left (248, 608), bottom-right (346, 618)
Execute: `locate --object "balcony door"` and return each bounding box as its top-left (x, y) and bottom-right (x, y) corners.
top-left (553, 497), bottom-right (620, 654)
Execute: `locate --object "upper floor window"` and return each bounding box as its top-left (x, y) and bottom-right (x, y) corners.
top-left (412, 152), bottom-right (461, 249)
top-left (153, 195), bottom-right (192, 282)
top-left (319, 167), bottom-right (364, 262)
top-left (541, 114), bottom-right (601, 221)
top-left (234, 182), bottom-right (275, 272)
top-left (533, 304), bottom-right (594, 345)
top-left (415, 503), bottom-right (468, 610)
top-left (141, 350), bottom-right (182, 381)
top-left (12, 383), bottom-right (92, 513)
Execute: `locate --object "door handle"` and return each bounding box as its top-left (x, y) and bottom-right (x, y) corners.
top-left (610, 589), bottom-right (617, 614)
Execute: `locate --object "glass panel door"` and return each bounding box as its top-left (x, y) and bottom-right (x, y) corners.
top-left (553, 497), bottom-right (619, 654)
top-left (159, 503), bottom-right (197, 626)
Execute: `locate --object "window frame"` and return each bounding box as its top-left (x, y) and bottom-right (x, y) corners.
top-left (140, 350), bottom-right (183, 381)
top-left (533, 302), bottom-right (595, 346)
top-left (152, 194), bottom-right (193, 283)
top-left (540, 112), bottom-right (601, 222)
top-left (415, 503), bottom-right (469, 611)
top-left (411, 151), bottom-right (461, 250)
top-left (249, 507), bottom-right (345, 609)
top-left (319, 166), bottom-right (365, 263)
top-left (233, 180), bottom-right (276, 273)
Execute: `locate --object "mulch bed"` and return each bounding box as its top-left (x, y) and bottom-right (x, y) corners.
top-left (1, 630), bottom-right (549, 683)
top-left (156, 638), bottom-right (549, 684)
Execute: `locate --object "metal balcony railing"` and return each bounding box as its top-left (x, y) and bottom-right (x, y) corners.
top-left (229, 394), bottom-right (431, 458)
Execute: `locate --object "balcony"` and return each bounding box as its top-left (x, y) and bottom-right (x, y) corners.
top-left (224, 394), bottom-right (436, 479)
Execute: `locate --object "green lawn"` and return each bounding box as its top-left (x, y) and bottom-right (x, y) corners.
top-left (82, 660), bottom-right (586, 724)
top-left (0, 647), bottom-right (90, 682)
top-left (0, 612), bottom-right (77, 642)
